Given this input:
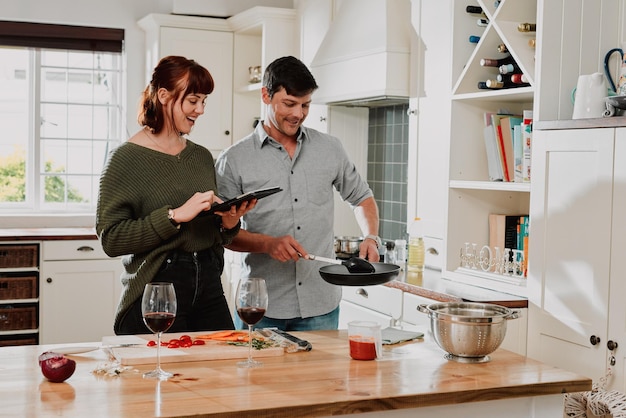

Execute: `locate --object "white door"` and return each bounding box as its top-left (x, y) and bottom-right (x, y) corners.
top-left (527, 128), bottom-right (614, 381)
top-left (160, 27), bottom-right (234, 154)
top-left (40, 259), bottom-right (123, 344)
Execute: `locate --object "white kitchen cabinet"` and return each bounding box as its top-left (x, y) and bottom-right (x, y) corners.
top-left (338, 285), bottom-right (403, 329)
top-left (527, 126), bottom-right (625, 390)
top-left (401, 292), bottom-right (440, 329)
top-left (40, 240), bottom-right (123, 344)
top-left (140, 8), bottom-right (296, 155)
top-left (408, 1), bottom-right (452, 241)
top-left (229, 7), bottom-right (297, 142)
top-left (139, 14), bottom-right (233, 155)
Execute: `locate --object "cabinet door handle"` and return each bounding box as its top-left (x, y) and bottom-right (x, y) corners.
top-left (590, 335), bottom-right (601, 346)
top-left (46, 278), bottom-right (52, 283)
top-left (607, 340), bottom-right (619, 351)
top-left (76, 246), bottom-right (94, 252)
top-left (355, 288), bottom-right (368, 298)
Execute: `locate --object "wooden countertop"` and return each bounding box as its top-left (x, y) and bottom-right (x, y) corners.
top-left (534, 117), bottom-right (626, 130)
top-left (387, 268), bottom-right (529, 309)
top-left (0, 330), bottom-right (590, 417)
top-left (0, 228), bottom-right (97, 241)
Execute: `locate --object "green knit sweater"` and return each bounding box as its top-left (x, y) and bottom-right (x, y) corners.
top-left (95, 140), bottom-right (239, 331)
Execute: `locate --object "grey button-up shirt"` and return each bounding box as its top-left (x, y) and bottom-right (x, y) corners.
top-left (215, 123), bottom-right (373, 319)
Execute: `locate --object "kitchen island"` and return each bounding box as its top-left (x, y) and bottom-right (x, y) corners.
top-left (0, 330), bottom-right (590, 417)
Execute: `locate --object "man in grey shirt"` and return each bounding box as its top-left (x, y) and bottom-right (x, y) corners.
top-left (215, 56), bottom-right (380, 331)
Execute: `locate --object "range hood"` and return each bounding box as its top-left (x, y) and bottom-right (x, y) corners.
top-left (310, 0), bottom-right (412, 107)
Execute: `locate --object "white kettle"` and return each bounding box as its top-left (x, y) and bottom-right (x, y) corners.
top-left (572, 73), bottom-right (608, 119)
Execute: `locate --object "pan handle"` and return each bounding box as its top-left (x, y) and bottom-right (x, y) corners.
top-left (504, 309), bottom-right (521, 320)
top-left (417, 304), bottom-right (430, 314)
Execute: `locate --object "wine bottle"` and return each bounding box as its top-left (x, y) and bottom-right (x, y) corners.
top-left (497, 43), bottom-right (508, 53)
top-left (477, 18), bottom-right (489, 27)
top-left (469, 35), bottom-right (480, 44)
top-left (499, 63), bottom-right (521, 74)
top-left (528, 39), bottom-right (536, 48)
top-left (497, 73), bottom-right (529, 85)
top-left (480, 55), bottom-right (516, 67)
top-left (518, 23), bottom-right (536, 32)
top-left (478, 80), bottom-right (511, 90)
top-left (485, 79), bottom-right (507, 89)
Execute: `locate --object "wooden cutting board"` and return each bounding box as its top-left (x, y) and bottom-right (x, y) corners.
top-left (101, 332), bottom-right (284, 366)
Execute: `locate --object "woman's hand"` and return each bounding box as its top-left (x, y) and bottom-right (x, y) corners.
top-left (215, 199), bottom-right (257, 230)
top-left (171, 191), bottom-right (222, 224)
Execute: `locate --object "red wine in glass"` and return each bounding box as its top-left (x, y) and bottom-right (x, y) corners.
top-left (236, 307), bottom-right (266, 325)
top-left (141, 282), bottom-right (177, 380)
top-left (144, 312), bottom-right (175, 333)
top-left (235, 277), bottom-right (268, 368)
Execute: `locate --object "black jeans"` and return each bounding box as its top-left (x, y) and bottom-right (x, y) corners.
top-left (117, 249), bottom-right (234, 335)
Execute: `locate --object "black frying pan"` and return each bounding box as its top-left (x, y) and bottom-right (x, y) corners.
top-left (318, 263), bottom-right (400, 286)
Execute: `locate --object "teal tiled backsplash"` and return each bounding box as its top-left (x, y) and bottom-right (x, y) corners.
top-left (368, 104), bottom-right (409, 242)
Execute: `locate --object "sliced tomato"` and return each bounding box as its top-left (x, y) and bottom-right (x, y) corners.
top-left (179, 335), bottom-right (192, 342)
top-left (146, 340), bottom-right (157, 347)
top-left (192, 339), bottom-right (206, 345)
top-left (180, 340), bottom-right (192, 348)
top-left (167, 341), bottom-right (180, 349)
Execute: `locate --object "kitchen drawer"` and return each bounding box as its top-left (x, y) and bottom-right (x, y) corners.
top-left (341, 285), bottom-right (402, 319)
top-left (42, 240), bottom-right (109, 261)
top-left (401, 292), bottom-right (440, 328)
top-left (338, 300), bottom-right (393, 329)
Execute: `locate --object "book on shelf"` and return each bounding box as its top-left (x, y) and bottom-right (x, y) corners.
top-left (513, 124), bottom-right (523, 182)
top-left (487, 113), bottom-right (521, 182)
top-left (517, 215), bottom-right (529, 277)
top-left (521, 110), bottom-right (533, 183)
top-left (483, 125), bottom-right (504, 181)
top-left (500, 115), bottom-right (523, 182)
top-left (483, 112), bottom-right (509, 181)
top-left (488, 213), bottom-right (529, 274)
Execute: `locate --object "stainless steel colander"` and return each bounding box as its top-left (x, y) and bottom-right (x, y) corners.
top-left (418, 302), bottom-right (521, 362)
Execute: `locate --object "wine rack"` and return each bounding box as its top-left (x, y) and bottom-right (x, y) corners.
top-left (444, 0), bottom-right (536, 297)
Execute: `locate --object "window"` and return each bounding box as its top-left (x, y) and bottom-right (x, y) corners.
top-left (0, 22), bottom-right (124, 214)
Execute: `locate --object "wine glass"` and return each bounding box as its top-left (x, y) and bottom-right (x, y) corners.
top-left (142, 282), bottom-right (177, 380)
top-left (235, 277), bottom-right (268, 368)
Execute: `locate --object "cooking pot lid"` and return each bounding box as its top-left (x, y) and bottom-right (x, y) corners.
top-left (318, 262), bottom-right (400, 286)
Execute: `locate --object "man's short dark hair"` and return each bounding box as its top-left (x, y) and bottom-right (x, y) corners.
top-left (263, 56), bottom-right (318, 98)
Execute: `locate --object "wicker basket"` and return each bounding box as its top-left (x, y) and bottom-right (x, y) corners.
top-left (0, 337), bottom-right (37, 347)
top-left (0, 245), bottom-right (38, 268)
top-left (0, 276), bottom-right (37, 300)
top-left (0, 306), bottom-right (37, 331)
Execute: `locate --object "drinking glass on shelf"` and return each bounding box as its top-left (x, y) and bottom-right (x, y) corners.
top-left (235, 277), bottom-right (268, 368)
top-left (141, 282), bottom-right (177, 380)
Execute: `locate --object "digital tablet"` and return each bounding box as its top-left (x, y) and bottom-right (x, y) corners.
top-left (207, 187), bottom-right (283, 214)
